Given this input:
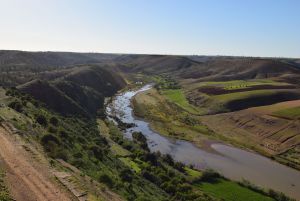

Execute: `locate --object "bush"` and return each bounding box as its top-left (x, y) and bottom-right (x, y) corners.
top-left (196, 169), bottom-right (221, 183)
top-left (163, 154), bottom-right (174, 166)
top-left (8, 100), bottom-right (23, 112)
top-left (174, 161), bottom-right (185, 172)
top-left (41, 134), bottom-right (60, 146)
top-left (49, 116), bottom-right (59, 126)
top-left (48, 126), bottom-right (57, 133)
top-left (119, 169), bottom-right (133, 183)
top-left (141, 170), bottom-right (158, 184)
top-left (89, 145), bottom-right (104, 160)
top-left (98, 173), bottom-right (114, 188)
top-left (132, 132), bottom-right (148, 150)
top-left (36, 114), bottom-right (48, 127)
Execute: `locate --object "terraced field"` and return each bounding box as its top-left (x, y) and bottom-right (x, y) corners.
top-left (201, 100), bottom-right (300, 169)
top-left (182, 79), bottom-right (300, 114)
top-left (273, 106), bottom-right (300, 120)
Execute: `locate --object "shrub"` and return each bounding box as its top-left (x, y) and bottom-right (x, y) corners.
top-left (59, 130), bottom-right (69, 138)
top-left (196, 169), bottom-right (221, 183)
top-left (132, 132), bottom-right (148, 150)
top-left (141, 170), bottom-right (158, 184)
top-left (98, 173), bottom-right (114, 188)
top-left (163, 154), bottom-right (174, 166)
top-left (49, 116), bottom-right (59, 126)
top-left (36, 114), bottom-right (48, 127)
top-left (8, 100), bottom-right (23, 113)
top-left (41, 134), bottom-right (60, 146)
top-left (119, 169), bottom-right (133, 183)
top-left (132, 132), bottom-right (147, 143)
top-left (174, 161), bottom-right (185, 172)
top-left (89, 145), bottom-right (104, 160)
top-left (48, 126), bottom-right (57, 133)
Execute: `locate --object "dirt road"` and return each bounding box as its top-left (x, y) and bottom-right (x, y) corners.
top-left (0, 124), bottom-right (73, 201)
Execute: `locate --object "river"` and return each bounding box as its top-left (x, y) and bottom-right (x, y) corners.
top-left (106, 84), bottom-right (300, 200)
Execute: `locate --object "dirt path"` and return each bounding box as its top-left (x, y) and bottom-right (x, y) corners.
top-left (0, 124), bottom-right (73, 201)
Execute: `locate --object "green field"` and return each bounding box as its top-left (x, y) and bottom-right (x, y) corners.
top-left (162, 89), bottom-right (200, 114)
top-left (212, 89), bottom-right (276, 102)
top-left (188, 79), bottom-right (286, 91)
top-left (198, 179), bottom-right (274, 201)
top-left (273, 106), bottom-right (300, 119)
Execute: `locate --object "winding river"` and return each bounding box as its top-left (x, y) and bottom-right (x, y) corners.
top-left (106, 84), bottom-right (300, 200)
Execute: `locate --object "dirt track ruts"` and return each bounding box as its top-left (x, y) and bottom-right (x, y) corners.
top-left (0, 125), bottom-right (72, 201)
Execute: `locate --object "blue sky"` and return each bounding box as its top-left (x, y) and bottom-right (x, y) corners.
top-left (0, 0), bottom-right (299, 57)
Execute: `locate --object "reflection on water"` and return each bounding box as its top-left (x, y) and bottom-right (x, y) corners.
top-left (107, 84), bottom-right (300, 199)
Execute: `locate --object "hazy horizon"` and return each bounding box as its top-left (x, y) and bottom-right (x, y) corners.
top-left (0, 0), bottom-right (299, 58)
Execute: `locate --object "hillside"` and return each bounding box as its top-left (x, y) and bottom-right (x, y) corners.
top-left (0, 51), bottom-right (119, 86)
top-left (18, 65), bottom-right (126, 117)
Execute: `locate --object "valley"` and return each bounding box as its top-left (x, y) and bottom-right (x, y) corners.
top-left (0, 51), bottom-right (299, 201)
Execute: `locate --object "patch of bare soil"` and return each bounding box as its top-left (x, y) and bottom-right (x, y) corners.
top-left (246, 99), bottom-right (300, 115)
top-left (0, 123), bottom-right (73, 201)
top-left (201, 107), bottom-right (300, 156)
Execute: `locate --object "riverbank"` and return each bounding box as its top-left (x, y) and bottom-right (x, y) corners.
top-left (131, 87), bottom-right (260, 154)
top-left (132, 86), bottom-right (300, 170)
top-left (118, 85), bottom-right (300, 200)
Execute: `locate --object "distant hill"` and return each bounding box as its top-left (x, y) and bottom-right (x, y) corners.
top-left (1, 50), bottom-right (300, 115)
top-left (0, 50), bottom-right (118, 70)
top-left (117, 55), bottom-right (300, 83)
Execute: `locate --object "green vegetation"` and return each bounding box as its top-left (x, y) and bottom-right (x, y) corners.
top-left (3, 89), bottom-right (170, 201)
top-left (132, 88), bottom-right (213, 143)
top-left (162, 89), bottom-right (200, 114)
top-left (195, 79), bottom-right (286, 90)
top-left (212, 89), bottom-right (277, 102)
top-left (153, 75), bottom-right (180, 90)
top-left (0, 170), bottom-right (11, 201)
top-left (198, 179), bottom-right (274, 201)
top-left (273, 106), bottom-right (300, 119)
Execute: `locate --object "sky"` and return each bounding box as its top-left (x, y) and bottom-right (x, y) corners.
top-left (0, 0), bottom-right (299, 58)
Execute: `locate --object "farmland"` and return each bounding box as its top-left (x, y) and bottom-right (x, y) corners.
top-left (197, 179), bottom-right (274, 201)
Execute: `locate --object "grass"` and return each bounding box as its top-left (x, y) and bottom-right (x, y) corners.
top-left (197, 179), bottom-right (274, 201)
top-left (119, 157), bottom-right (142, 173)
top-left (184, 167), bottom-right (202, 178)
top-left (273, 106), bottom-right (300, 119)
top-left (0, 169), bottom-right (11, 201)
top-left (132, 88), bottom-right (215, 148)
top-left (162, 89), bottom-right (199, 114)
top-left (97, 119), bottom-right (130, 157)
top-left (212, 89), bottom-right (277, 102)
top-left (187, 79), bottom-right (287, 91)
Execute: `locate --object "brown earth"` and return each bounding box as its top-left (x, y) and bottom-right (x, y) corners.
top-left (0, 123), bottom-right (74, 201)
top-left (201, 100), bottom-right (300, 158)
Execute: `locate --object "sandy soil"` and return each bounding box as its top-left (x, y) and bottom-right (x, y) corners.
top-left (0, 123), bottom-right (73, 201)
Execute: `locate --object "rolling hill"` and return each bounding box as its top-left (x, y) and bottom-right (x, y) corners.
top-left (18, 65), bottom-right (126, 117)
